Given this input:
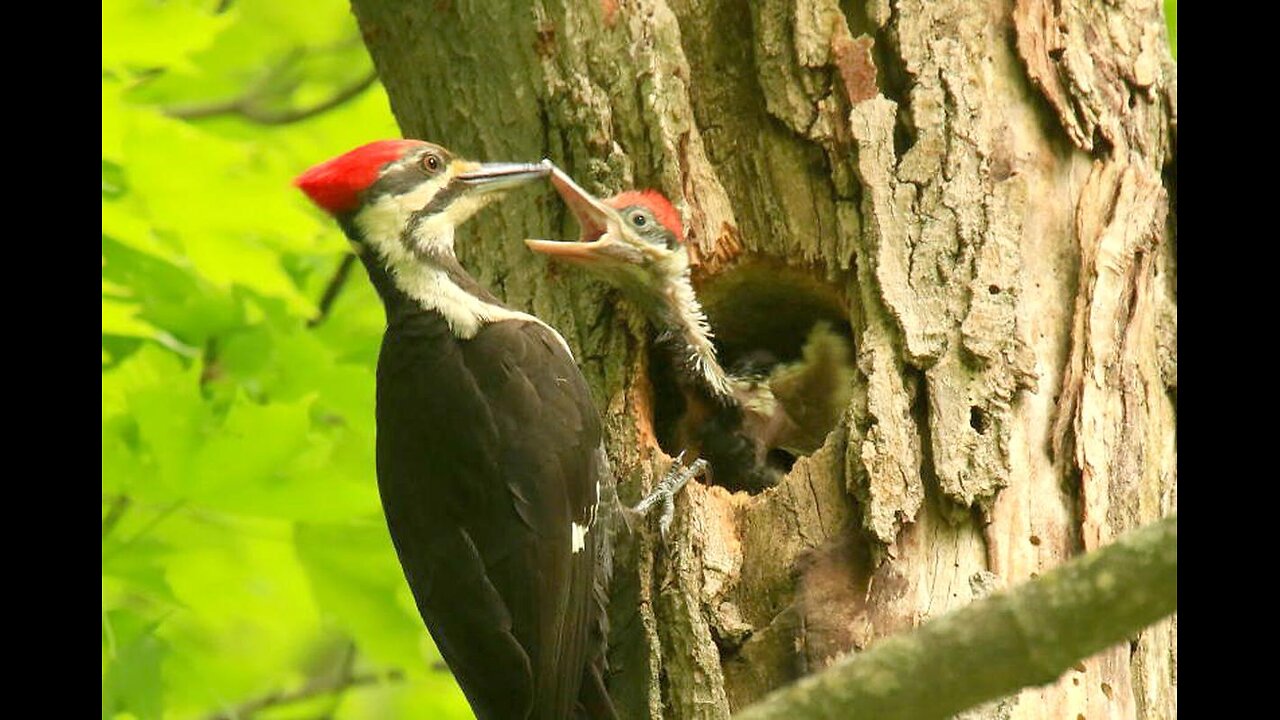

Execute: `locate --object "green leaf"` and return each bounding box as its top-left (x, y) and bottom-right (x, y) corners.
top-left (102, 236), bottom-right (243, 347)
top-left (156, 515), bottom-right (322, 715)
top-left (102, 414), bottom-right (155, 497)
top-left (121, 114), bottom-right (321, 314)
top-left (102, 0), bottom-right (232, 71)
top-left (102, 610), bottom-right (167, 720)
top-left (125, 367), bottom-right (209, 503)
top-left (133, 2), bottom-right (369, 109)
top-left (190, 393), bottom-right (313, 496)
top-left (184, 393), bottom-right (379, 521)
top-left (219, 322), bottom-right (376, 425)
top-left (103, 299), bottom-right (163, 340)
top-left (103, 159), bottom-right (129, 199)
top-left (296, 523), bottom-right (435, 671)
top-left (101, 343), bottom-right (191, 422)
top-left (102, 533), bottom-right (180, 608)
top-left (103, 199), bottom-right (180, 262)
top-left (333, 673), bottom-right (475, 720)
top-left (102, 2), bottom-right (405, 715)
top-left (103, 79), bottom-right (128, 163)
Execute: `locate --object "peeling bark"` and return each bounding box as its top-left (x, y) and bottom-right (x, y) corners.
top-left (351, 0), bottom-right (1176, 717)
top-left (735, 514), bottom-right (1177, 720)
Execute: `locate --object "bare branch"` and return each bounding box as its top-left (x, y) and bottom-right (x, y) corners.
top-left (165, 70), bottom-right (378, 125)
top-left (102, 500), bottom-right (185, 561)
top-left (204, 664), bottom-right (403, 720)
top-left (308, 253), bottom-right (358, 328)
top-left (736, 514), bottom-right (1178, 720)
top-left (102, 495), bottom-right (131, 539)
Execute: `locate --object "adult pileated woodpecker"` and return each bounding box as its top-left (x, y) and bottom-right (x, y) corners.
top-left (295, 140), bottom-right (640, 719)
top-left (526, 167), bottom-right (853, 492)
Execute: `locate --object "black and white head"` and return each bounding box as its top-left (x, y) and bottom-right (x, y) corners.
top-left (296, 140), bottom-right (551, 337)
top-left (296, 139), bottom-right (547, 265)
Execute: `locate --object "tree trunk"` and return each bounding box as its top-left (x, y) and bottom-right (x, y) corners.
top-left (349, 1), bottom-right (1177, 718)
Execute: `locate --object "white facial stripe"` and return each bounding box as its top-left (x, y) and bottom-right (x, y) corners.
top-left (354, 183), bottom-right (575, 358)
top-left (354, 176), bottom-right (453, 266)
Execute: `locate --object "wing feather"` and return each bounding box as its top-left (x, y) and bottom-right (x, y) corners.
top-left (375, 312), bottom-right (608, 719)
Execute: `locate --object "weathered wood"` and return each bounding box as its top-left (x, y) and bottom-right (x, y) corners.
top-left (735, 514), bottom-right (1177, 720)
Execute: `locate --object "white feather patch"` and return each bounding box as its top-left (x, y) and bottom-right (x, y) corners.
top-left (392, 262), bottom-right (554, 339)
top-left (665, 277), bottom-right (733, 397)
top-left (571, 522), bottom-right (589, 554)
top-left (355, 178), bottom-right (452, 257)
top-left (354, 189), bottom-right (575, 358)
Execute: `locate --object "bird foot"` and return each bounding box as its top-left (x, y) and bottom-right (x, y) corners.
top-left (628, 452), bottom-right (708, 540)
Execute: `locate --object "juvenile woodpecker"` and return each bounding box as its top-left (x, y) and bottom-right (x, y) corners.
top-left (296, 141), bottom-right (617, 719)
top-left (526, 167), bottom-right (853, 491)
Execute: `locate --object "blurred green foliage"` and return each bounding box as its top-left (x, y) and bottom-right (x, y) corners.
top-left (102, 2), bottom-right (472, 718)
top-left (1166, 0), bottom-right (1177, 59)
top-left (101, 1), bottom-right (1179, 717)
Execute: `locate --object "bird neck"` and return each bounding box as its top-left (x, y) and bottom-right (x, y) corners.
top-left (345, 218), bottom-right (573, 354)
top-left (340, 215), bottom-right (414, 315)
top-left (654, 276), bottom-right (734, 400)
top-left (359, 249), bottom-right (499, 332)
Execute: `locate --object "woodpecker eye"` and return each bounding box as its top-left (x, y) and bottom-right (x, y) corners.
top-left (630, 211), bottom-right (648, 228)
top-left (422, 152), bottom-right (443, 174)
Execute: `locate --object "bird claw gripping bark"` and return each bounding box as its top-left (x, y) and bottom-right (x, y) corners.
top-left (630, 452), bottom-right (708, 540)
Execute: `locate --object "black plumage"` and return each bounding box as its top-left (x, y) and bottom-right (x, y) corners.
top-left (297, 143), bottom-right (641, 720)
top-left (365, 255), bottom-right (609, 719)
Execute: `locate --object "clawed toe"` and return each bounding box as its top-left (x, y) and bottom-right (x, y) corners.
top-left (629, 452), bottom-right (708, 540)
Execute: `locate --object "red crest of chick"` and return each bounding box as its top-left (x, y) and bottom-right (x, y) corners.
top-left (607, 190), bottom-right (684, 243)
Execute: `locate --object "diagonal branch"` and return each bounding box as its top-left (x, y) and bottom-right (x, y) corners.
top-left (736, 514), bottom-right (1177, 720)
top-left (102, 495), bottom-right (131, 539)
top-left (204, 650), bottom-right (403, 720)
top-left (308, 253), bottom-right (358, 328)
top-left (166, 69), bottom-right (377, 126)
top-left (102, 500), bottom-right (185, 561)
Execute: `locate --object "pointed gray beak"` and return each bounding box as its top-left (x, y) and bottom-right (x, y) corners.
top-left (456, 161), bottom-right (550, 194)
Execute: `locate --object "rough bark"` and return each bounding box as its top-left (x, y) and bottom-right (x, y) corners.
top-left (736, 514), bottom-right (1177, 720)
top-left (350, 0), bottom-right (1176, 717)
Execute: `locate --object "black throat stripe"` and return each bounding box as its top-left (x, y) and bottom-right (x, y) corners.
top-left (400, 178), bottom-right (469, 255)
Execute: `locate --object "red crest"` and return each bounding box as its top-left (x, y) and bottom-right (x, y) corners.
top-left (295, 140), bottom-right (424, 214)
top-left (607, 190), bottom-right (684, 243)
